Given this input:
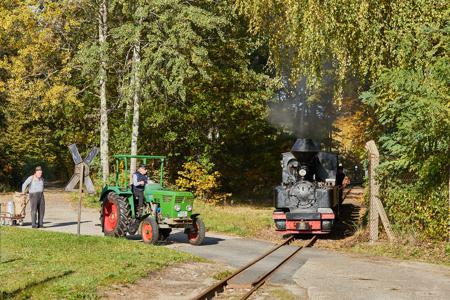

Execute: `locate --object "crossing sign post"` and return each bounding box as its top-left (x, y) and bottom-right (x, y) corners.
top-left (65, 144), bottom-right (98, 235)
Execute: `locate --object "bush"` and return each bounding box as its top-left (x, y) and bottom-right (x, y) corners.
top-left (381, 182), bottom-right (448, 241)
top-left (176, 161), bottom-right (231, 204)
top-left (362, 24), bottom-right (449, 242)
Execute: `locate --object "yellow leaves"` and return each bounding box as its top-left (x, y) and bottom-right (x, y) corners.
top-left (44, 85), bottom-right (79, 107)
top-left (176, 161), bottom-right (231, 204)
top-left (1, 0), bottom-right (84, 114)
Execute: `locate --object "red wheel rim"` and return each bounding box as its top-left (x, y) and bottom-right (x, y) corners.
top-left (103, 201), bottom-right (118, 232)
top-left (188, 221), bottom-right (199, 241)
top-left (142, 223), bottom-right (152, 241)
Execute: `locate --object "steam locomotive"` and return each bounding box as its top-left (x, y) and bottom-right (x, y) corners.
top-left (273, 138), bottom-right (339, 234)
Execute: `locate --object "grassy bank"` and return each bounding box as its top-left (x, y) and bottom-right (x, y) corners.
top-left (0, 227), bottom-right (199, 299)
top-left (343, 232), bottom-right (450, 266)
top-left (349, 242), bottom-right (450, 266)
top-left (194, 201), bottom-right (274, 238)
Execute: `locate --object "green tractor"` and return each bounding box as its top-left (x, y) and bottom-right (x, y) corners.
top-left (99, 154), bottom-right (205, 245)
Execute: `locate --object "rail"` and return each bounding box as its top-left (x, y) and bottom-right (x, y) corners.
top-left (193, 235), bottom-right (317, 300)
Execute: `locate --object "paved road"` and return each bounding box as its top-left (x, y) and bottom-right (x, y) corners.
top-left (0, 189), bottom-right (103, 235)
top-left (1, 190), bottom-right (449, 299)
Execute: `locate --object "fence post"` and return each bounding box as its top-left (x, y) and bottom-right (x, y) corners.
top-left (365, 141), bottom-right (379, 242)
top-left (365, 140), bottom-right (395, 242)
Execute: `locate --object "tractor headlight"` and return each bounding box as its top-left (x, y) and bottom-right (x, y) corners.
top-left (299, 168), bottom-right (307, 177)
top-left (174, 204), bottom-right (181, 212)
top-left (186, 205), bottom-right (192, 211)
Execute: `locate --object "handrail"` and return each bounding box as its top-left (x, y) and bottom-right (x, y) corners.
top-left (113, 154), bottom-right (165, 159)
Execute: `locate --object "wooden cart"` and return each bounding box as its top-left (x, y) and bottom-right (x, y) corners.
top-left (0, 193), bottom-right (29, 226)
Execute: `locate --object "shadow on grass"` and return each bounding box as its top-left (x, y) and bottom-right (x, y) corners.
top-left (1, 270), bottom-right (74, 299)
top-left (0, 258), bottom-right (22, 264)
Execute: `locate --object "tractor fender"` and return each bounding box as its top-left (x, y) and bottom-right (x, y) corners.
top-left (99, 189), bottom-right (115, 202)
top-left (99, 187), bottom-right (130, 202)
top-left (184, 214), bottom-right (201, 234)
top-left (190, 213), bottom-right (200, 219)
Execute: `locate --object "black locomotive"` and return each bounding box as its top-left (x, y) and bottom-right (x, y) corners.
top-left (273, 138), bottom-right (339, 234)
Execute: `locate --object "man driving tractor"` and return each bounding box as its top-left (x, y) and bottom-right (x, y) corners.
top-left (132, 163), bottom-right (153, 216)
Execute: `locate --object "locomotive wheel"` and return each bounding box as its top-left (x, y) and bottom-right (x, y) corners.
top-left (159, 228), bottom-right (172, 241)
top-left (187, 218), bottom-right (205, 246)
top-left (102, 192), bottom-right (130, 237)
top-left (141, 217), bottom-right (159, 244)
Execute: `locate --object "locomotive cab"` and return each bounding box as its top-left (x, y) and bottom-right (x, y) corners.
top-left (273, 138), bottom-right (339, 234)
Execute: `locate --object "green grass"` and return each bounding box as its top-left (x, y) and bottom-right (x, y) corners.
top-left (212, 269), bottom-right (234, 281)
top-left (194, 201), bottom-right (273, 238)
top-left (347, 240), bottom-right (450, 266)
top-left (269, 287), bottom-right (297, 300)
top-left (0, 227), bottom-right (199, 299)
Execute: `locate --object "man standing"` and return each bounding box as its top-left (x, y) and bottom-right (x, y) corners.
top-left (132, 164), bottom-right (148, 216)
top-left (336, 163), bottom-right (350, 205)
top-left (22, 166), bottom-right (45, 228)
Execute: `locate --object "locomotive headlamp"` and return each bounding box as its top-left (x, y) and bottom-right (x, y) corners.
top-left (299, 168), bottom-right (307, 177)
top-left (322, 220), bottom-right (333, 231)
top-left (186, 205), bottom-right (192, 211)
top-left (275, 220), bottom-right (286, 230)
top-left (174, 204), bottom-right (181, 211)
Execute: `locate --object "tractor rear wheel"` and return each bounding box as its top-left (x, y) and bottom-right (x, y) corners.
top-left (141, 217), bottom-right (159, 244)
top-left (102, 192), bottom-right (130, 237)
top-left (187, 218), bottom-right (205, 246)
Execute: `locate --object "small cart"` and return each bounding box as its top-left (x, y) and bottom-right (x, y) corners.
top-left (0, 193), bottom-right (29, 226)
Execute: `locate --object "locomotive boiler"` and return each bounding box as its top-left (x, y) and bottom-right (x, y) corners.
top-left (273, 138), bottom-right (339, 234)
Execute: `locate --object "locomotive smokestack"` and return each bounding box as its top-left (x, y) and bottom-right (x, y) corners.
top-left (291, 138), bottom-right (320, 165)
top-left (291, 138), bottom-right (320, 153)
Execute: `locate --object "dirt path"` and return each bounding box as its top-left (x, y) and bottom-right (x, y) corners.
top-left (99, 262), bottom-right (231, 300)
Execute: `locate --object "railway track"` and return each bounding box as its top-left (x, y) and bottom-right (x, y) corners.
top-left (193, 235), bottom-right (317, 300)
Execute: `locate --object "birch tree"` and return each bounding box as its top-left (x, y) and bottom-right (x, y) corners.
top-left (129, 35), bottom-right (141, 177)
top-left (99, 0), bottom-right (109, 184)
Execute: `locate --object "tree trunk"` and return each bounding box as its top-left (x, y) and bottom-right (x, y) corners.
top-left (99, 0), bottom-right (109, 185)
top-left (129, 40), bottom-right (141, 181)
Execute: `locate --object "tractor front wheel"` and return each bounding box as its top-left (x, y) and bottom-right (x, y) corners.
top-left (187, 218), bottom-right (205, 246)
top-left (102, 192), bottom-right (130, 237)
top-left (141, 217), bottom-right (159, 244)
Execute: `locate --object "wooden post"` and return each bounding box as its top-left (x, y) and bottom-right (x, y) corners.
top-left (448, 164), bottom-right (450, 243)
top-left (365, 140), bottom-right (395, 242)
top-left (77, 163), bottom-right (84, 236)
top-left (366, 141), bottom-right (379, 242)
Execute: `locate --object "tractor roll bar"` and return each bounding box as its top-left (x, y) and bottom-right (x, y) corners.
top-left (113, 155), bottom-right (166, 188)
